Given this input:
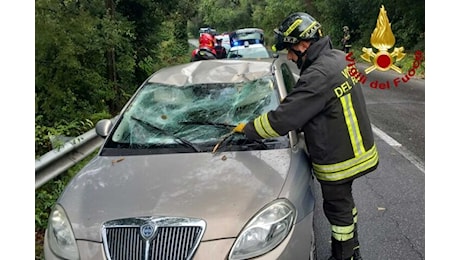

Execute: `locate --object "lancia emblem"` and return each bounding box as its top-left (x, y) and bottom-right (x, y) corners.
top-left (140, 223), bottom-right (157, 240)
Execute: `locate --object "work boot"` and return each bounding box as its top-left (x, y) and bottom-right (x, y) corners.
top-left (353, 248), bottom-right (363, 260)
top-left (327, 256), bottom-right (352, 260)
top-left (327, 248), bottom-right (362, 260)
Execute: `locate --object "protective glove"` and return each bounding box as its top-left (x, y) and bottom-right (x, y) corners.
top-left (233, 123), bottom-right (246, 133)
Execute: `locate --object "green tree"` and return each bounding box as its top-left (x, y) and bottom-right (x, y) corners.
top-left (251, 0), bottom-right (309, 47)
top-left (35, 0), bottom-right (137, 124)
top-left (198, 0), bottom-right (252, 32)
top-left (35, 0), bottom-right (196, 156)
top-left (313, 0), bottom-right (424, 51)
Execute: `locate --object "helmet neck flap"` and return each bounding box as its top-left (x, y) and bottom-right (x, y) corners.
top-left (291, 49), bottom-right (306, 69)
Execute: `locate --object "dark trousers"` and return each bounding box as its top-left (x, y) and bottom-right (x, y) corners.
top-left (321, 181), bottom-right (359, 260)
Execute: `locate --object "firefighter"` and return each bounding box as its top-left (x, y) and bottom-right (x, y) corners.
top-left (342, 25), bottom-right (352, 53)
top-left (233, 12), bottom-right (379, 260)
top-left (214, 37), bottom-right (227, 59)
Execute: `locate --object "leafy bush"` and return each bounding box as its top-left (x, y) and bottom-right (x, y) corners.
top-left (394, 51), bottom-right (425, 79)
top-left (35, 112), bottom-right (111, 158)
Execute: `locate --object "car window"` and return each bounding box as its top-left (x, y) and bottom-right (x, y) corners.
top-left (281, 63), bottom-right (296, 93)
top-left (228, 47), bottom-right (270, 59)
top-left (108, 76), bottom-right (287, 152)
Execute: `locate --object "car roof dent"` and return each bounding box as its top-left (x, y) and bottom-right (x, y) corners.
top-left (148, 60), bottom-right (273, 86)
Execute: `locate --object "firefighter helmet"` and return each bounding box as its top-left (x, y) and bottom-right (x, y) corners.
top-left (272, 12), bottom-right (322, 52)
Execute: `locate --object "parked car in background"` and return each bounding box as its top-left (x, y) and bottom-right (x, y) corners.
top-left (227, 41), bottom-right (273, 59)
top-left (199, 27), bottom-right (217, 36)
top-left (44, 58), bottom-right (317, 260)
top-left (229, 28), bottom-right (264, 47)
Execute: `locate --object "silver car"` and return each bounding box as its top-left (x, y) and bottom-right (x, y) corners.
top-left (44, 58), bottom-right (317, 260)
top-left (227, 43), bottom-right (272, 59)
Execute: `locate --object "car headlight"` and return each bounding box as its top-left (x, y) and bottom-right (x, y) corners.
top-left (228, 199), bottom-right (296, 260)
top-left (47, 204), bottom-right (80, 260)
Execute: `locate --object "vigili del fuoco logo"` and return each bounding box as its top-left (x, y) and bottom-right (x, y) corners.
top-left (346, 5), bottom-right (424, 89)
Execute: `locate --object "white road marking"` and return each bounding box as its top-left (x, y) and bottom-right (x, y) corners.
top-left (372, 124), bottom-right (425, 173)
top-left (372, 124), bottom-right (401, 147)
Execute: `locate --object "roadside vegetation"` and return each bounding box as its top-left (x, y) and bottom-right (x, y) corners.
top-left (35, 0), bottom-right (424, 258)
top-left (35, 151), bottom-right (97, 259)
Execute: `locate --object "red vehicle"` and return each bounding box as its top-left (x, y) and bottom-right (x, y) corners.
top-left (191, 33), bottom-right (217, 61)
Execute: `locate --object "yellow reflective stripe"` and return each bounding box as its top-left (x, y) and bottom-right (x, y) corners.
top-left (333, 232), bottom-right (354, 241)
top-left (314, 144), bottom-right (377, 173)
top-left (353, 207), bottom-right (358, 224)
top-left (299, 21), bottom-right (318, 38)
top-left (284, 19), bottom-right (302, 36)
top-left (332, 224), bottom-right (354, 233)
top-left (332, 224), bottom-right (355, 241)
top-left (254, 113), bottom-right (280, 138)
top-left (340, 94), bottom-right (365, 156)
top-left (313, 145), bottom-right (378, 181)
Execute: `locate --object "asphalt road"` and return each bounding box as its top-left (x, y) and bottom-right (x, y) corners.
top-left (285, 54), bottom-right (425, 260)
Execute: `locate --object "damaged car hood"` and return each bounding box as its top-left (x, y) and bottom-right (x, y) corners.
top-left (58, 149), bottom-right (291, 242)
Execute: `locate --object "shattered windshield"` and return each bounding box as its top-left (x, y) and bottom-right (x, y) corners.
top-left (107, 76), bottom-right (289, 153)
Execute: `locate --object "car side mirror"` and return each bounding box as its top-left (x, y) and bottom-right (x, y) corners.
top-left (95, 119), bottom-right (114, 138)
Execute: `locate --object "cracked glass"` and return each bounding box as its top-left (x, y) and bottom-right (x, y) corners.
top-left (108, 75), bottom-right (289, 153)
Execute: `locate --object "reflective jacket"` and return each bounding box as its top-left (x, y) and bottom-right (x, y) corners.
top-left (243, 36), bottom-right (379, 184)
top-left (342, 32), bottom-right (352, 48)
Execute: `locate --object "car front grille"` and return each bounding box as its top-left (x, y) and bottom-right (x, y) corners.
top-left (102, 216), bottom-right (206, 260)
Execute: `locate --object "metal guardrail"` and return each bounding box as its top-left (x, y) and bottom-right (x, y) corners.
top-left (35, 128), bottom-right (105, 190)
top-left (36, 46), bottom-right (201, 191)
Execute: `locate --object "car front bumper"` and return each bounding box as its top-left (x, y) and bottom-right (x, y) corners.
top-left (44, 211), bottom-right (314, 260)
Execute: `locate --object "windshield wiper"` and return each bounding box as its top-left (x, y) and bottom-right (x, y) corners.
top-left (131, 116), bottom-right (201, 152)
